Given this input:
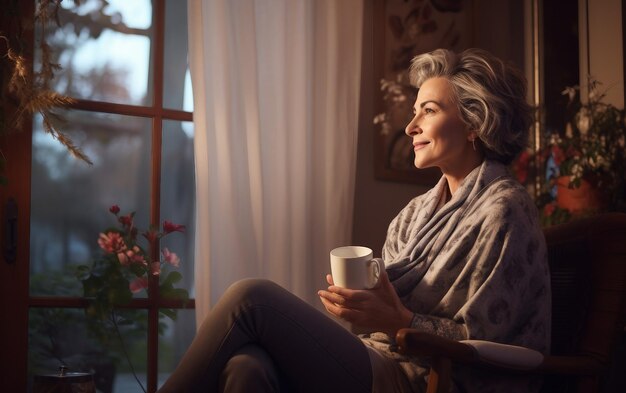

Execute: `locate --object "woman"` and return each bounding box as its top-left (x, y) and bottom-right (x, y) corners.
top-left (157, 48), bottom-right (550, 393)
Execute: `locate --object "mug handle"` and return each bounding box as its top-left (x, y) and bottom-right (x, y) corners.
top-left (366, 258), bottom-right (384, 289)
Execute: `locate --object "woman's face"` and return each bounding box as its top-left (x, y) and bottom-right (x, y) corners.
top-left (405, 77), bottom-right (475, 174)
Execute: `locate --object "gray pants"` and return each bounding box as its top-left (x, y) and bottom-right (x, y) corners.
top-left (157, 278), bottom-right (373, 393)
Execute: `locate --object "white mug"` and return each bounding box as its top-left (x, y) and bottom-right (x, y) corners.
top-left (329, 246), bottom-right (383, 289)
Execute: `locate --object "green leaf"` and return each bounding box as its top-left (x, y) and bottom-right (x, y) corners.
top-left (159, 284), bottom-right (189, 301)
top-left (86, 300), bottom-right (110, 321)
top-left (172, 288), bottom-right (189, 301)
top-left (129, 263), bottom-right (146, 277)
top-left (82, 275), bottom-right (104, 297)
top-left (107, 279), bottom-right (132, 305)
top-left (75, 265), bottom-right (92, 280)
top-left (159, 308), bottom-right (177, 321)
top-left (161, 271), bottom-right (183, 286)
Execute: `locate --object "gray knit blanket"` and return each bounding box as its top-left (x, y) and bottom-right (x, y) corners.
top-left (362, 159), bottom-right (551, 393)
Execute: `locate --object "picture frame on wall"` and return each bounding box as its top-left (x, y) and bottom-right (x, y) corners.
top-left (373, 0), bottom-right (473, 185)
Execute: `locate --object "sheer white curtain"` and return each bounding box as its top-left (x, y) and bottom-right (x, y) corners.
top-left (188, 0), bottom-right (364, 325)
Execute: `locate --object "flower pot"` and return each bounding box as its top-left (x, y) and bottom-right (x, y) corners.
top-left (33, 367), bottom-right (96, 393)
top-left (556, 176), bottom-right (607, 214)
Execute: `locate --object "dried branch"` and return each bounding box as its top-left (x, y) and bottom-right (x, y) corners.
top-left (1, 0), bottom-right (92, 166)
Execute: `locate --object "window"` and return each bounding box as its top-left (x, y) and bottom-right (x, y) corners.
top-left (25, 1), bottom-right (195, 391)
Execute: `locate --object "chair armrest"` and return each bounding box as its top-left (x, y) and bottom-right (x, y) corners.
top-left (459, 340), bottom-right (543, 370)
top-left (538, 355), bottom-right (604, 375)
top-left (396, 329), bottom-right (476, 362)
top-left (396, 329), bottom-right (604, 375)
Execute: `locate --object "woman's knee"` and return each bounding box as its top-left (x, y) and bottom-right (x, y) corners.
top-left (219, 345), bottom-right (281, 393)
top-left (224, 278), bottom-right (284, 306)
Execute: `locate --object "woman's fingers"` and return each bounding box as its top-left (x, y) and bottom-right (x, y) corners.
top-left (318, 288), bottom-right (367, 307)
top-left (319, 295), bottom-right (337, 314)
top-left (318, 287), bottom-right (380, 318)
top-left (319, 267), bottom-right (413, 334)
top-left (319, 294), bottom-right (349, 319)
top-left (327, 285), bottom-right (370, 301)
top-left (318, 289), bottom-right (347, 306)
top-left (318, 295), bottom-right (363, 323)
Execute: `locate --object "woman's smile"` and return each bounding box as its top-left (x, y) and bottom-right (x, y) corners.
top-left (413, 140), bottom-right (430, 151)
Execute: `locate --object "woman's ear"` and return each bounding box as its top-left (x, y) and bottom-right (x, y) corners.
top-left (467, 130), bottom-right (478, 142)
top-left (467, 130), bottom-right (479, 152)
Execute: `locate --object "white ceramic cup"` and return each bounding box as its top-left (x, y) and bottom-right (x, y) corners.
top-left (329, 246), bottom-right (383, 289)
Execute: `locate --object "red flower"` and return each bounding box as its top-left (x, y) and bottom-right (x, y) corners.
top-left (543, 202), bottom-right (557, 217)
top-left (565, 146), bottom-right (582, 160)
top-left (129, 277), bottom-right (148, 293)
top-left (163, 221), bottom-right (185, 234)
top-left (551, 146), bottom-right (565, 166)
top-left (109, 205), bottom-right (120, 214)
top-left (143, 229), bottom-right (158, 244)
top-left (118, 214), bottom-right (134, 229)
top-left (513, 150), bottom-right (530, 184)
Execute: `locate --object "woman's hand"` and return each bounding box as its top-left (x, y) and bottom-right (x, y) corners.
top-left (318, 269), bottom-right (413, 336)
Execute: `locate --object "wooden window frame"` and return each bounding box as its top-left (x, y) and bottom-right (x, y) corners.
top-left (0, 1), bottom-right (194, 391)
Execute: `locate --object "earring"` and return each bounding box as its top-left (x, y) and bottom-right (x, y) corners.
top-left (471, 138), bottom-right (476, 151)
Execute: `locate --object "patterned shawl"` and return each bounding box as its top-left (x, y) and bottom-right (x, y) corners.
top-left (362, 160), bottom-right (551, 393)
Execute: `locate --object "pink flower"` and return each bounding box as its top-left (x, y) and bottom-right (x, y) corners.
top-left (163, 221), bottom-right (185, 234)
top-left (162, 248), bottom-right (180, 267)
top-left (109, 205), bottom-right (120, 214)
top-left (98, 232), bottom-right (126, 254)
top-left (117, 246), bottom-right (147, 266)
top-left (117, 252), bottom-right (129, 265)
top-left (129, 277), bottom-right (148, 293)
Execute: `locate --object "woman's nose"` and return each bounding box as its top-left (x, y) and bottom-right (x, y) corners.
top-left (405, 117), bottom-right (421, 136)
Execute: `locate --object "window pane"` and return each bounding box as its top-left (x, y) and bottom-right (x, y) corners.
top-left (160, 121), bottom-right (195, 296)
top-left (163, 0), bottom-right (193, 111)
top-left (30, 111), bottom-right (151, 297)
top-left (37, 0), bottom-right (153, 106)
top-left (28, 308), bottom-right (148, 393)
top-left (157, 309), bottom-right (195, 388)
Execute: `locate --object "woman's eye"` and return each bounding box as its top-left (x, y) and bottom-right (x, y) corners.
top-left (424, 107), bottom-right (435, 114)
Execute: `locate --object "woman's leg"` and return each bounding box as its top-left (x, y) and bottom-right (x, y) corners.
top-left (158, 278), bottom-right (372, 393)
top-left (218, 345), bottom-right (284, 393)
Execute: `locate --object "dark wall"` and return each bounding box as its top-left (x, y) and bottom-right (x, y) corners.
top-left (352, 0), bottom-right (527, 254)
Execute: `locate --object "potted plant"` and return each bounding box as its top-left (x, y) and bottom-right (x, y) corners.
top-left (76, 205), bottom-right (188, 392)
top-left (535, 78), bottom-right (626, 225)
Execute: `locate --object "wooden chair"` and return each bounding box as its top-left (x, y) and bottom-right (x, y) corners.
top-left (396, 212), bottom-right (626, 393)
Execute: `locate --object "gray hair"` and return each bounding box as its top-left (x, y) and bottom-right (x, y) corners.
top-left (409, 48), bottom-right (532, 164)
